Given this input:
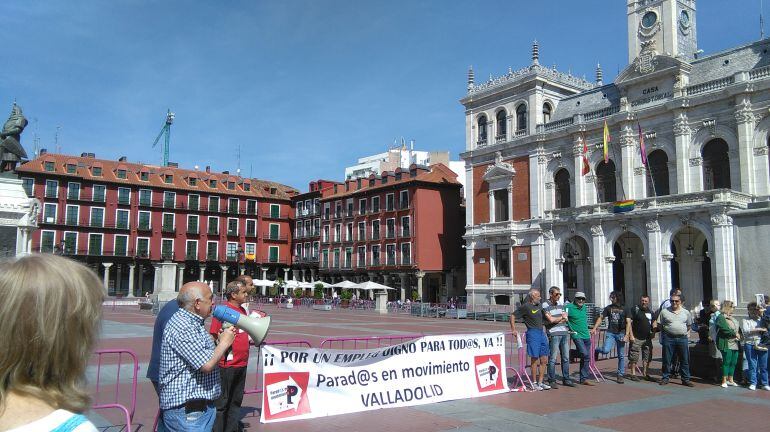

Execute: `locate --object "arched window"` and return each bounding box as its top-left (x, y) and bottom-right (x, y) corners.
top-left (554, 169), bottom-right (570, 209)
top-left (646, 150), bottom-right (669, 196)
top-left (595, 160), bottom-right (617, 203)
top-left (516, 104), bottom-right (527, 132)
top-left (542, 103), bottom-right (552, 124)
top-left (496, 110), bottom-right (507, 140)
top-left (702, 138), bottom-right (730, 189)
top-left (477, 115), bottom-right (488, 145)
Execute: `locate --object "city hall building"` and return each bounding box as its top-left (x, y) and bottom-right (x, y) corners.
top-left (462, 0), bottom-right (770, 310)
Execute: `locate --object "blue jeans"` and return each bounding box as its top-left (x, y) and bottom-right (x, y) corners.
top-left (661, 333), bottom-right (690, 382)
top-left (595, 332), bottom-right (626, 377)
top-left (573, 338), bottom-right (592, 382)
top-left (163, 404), bottom-right (215, 432)
top-left (745, 344), bottom-right (769, 386)
top-left (548, 334), bottom-right (571, 383)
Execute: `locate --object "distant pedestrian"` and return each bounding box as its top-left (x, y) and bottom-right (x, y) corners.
top-left (657, 293), bottom-right (694, 387)
top-left (626, 295), bottom-right (656, 382)
top-left (592, 291), bottom-right (628, 383)
top-left (716, 300), bottom-right (741, 388)
top-left (565, 292), bottom-right (594, 386)
top-left (741, 302), bottom-right (769, 391)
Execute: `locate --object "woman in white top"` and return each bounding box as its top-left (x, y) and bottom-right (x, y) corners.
top-left (741, 302), bottom-right (770, 391)
top-left (0, 255), bottom-right (104, 431)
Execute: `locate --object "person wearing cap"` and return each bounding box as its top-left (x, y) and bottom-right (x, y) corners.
top-left (565, 292), bottom-right (594, 385)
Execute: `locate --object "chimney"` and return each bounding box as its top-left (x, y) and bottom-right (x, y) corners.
top-left (39, 148), bottom-right (47, 155)
top-left (88, 153), bottom-right (95, 158)
top-left (205, 166), bottom-right (211, 173)
top-left (118, 156), bottom-right (127, 162)
top-left (167, 162), bottom-right (178, 168)
top-left (223, 170), bottom-right (229, 175)
top-left (81, 152), bottom-right (89, 157)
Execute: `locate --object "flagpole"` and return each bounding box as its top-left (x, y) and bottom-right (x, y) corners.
top-left (606, 123), bottom-right (627, 202)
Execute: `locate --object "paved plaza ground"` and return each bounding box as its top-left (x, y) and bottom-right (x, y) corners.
top-left (88, 304), bottom-right (770, 431)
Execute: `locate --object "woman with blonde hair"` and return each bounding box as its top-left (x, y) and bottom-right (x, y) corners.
top-left (716, 300), bottom-right (741, 388)
top-left (0, 254), bottom-right (104, 431)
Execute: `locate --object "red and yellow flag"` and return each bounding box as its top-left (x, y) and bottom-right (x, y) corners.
top-left (581, 134), bottom-right (590, 176)
top-left (603, 120), bottom-right (610, 163)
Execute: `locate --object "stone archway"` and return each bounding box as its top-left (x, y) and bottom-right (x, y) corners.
top-left (561, 236), bottom-right (592, 302)
top-left (671, 225), bottom-right (711, 308)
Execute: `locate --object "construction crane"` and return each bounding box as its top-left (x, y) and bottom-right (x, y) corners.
top-left (151, 109), bottom-right (175, 166)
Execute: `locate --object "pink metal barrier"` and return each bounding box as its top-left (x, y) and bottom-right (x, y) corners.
top-left (319, 334), bottom-right (423, 350)
top-left (588, 333), bottom-right (606, 382)
top-left (244, 340), bottom-right (313, 396)
top-left (91, 349), bottom-right (139, 431)
top-left (505, 332), bottom-right (532, 391)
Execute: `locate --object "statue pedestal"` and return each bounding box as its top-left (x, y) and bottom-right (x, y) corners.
top-left (153, 261), bottom-right (179, 302)
top-left (375, 291), bottom-right (388, 314)
top-left (0, 176), bottom-right (38, 257)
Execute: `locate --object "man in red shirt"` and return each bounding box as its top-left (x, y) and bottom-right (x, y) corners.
top-left (210, 281), bottom-right (250, 432)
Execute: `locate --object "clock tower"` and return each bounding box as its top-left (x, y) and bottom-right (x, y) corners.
top-left (627, 0), bottom-right (697, 64)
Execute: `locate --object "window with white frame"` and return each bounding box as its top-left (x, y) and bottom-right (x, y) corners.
top-left (208, 216), bottom-right (219, 235)
top-left (67, 182), bottom-right (81, 200)
top-left (138, 211), bottom-right (151, 230)
top-left (359, 198), bottom-right (367, 215)
top-left (371, 219), bottom-right (380, 240)
top-left (295, 243), bottom-right (302, 259)
top-left (116, 209), bottom-right (130, 229)
top-left (90, 207), bottom-right (105, 228)
top-left (138, 189), bottom-right (152, 206)
top-left (226, 242), bottom-right (238, 260)
top-left (136, 237), bottom-right (150, 257)
top-left (400, 243), bottom-right (411, 265)
top-left (346, 223), bottom-right (353, 241)
top-left (386, 244), bottom-right (396, 265)
top-left (186, 240), bottom-right (198, 260)
top-left (246, 199), bottom-right (257, 215)
top-left (357, 246), bottom-right (366, 267)
top-left (162, 213), bottom-right (175, 232)
top-left (334, 224), bottom-right (341, 241)
top-left (114, 235), bottom-right (128, 256)
top-left (401, 216), bottom-right (410, 237)
top-left (245, 219), bottom-right (257, 237)
top-left (88, 233), bottom-right (103, 255)
top-left (164, 191), bottom-right (176, 209)
top-left (386, 218), bottom-right (395, 238)
top-left (494, 245), bottom-right (510, 277)
top-left (371, 196), bottom-right (380, 212)
top-left (65, 205), bottom-right (79, 226)
top-left (344, 248), bottom-right (353, 268)
top-left (22, 177), bottom-right (33, 196)
top-left (227, 218), bottom-right (238, 236)
top-left (209, 196), bottom-right (220, 212)
top-left (43, 203), bottom-right (57, 223)
top-left (268, 246), bottom-right (279, 263)
top-left (63, 231), bottom-right (77, 254)
top-left (40, 230), bottom-right (56, 253)
top-left (187, 215), bottom-right (199, 234)
top-left (45, 180), bottom-right (58, 198)
top-left (399, 190), bottom-right (409, 209)
top-left (161, 239), bottom-right (174, 259)
top-left (207, 241), bottom-right (218, 260)
top-left (188, 194), bottom-right (200, 210)
top-left (244, 243), bottom-right (256, 260)
top-left (385, 193), bottom-right (394, 211)
top-left (92, 185), bottom-right (106, 202)
top-left (117, 187), bottom-right (131, 205)
top-left (357, 221), bottom-right (366, 241)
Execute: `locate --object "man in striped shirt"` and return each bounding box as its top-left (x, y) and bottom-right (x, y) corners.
top-left (159, 282), bottom-right (236, 431)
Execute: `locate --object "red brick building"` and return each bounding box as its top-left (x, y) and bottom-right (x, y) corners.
top-left (17, 151), bottom-right (296, 296)
top-left (308, 164), bottom-right (465, 302)
top-left (290, 179), bottom-right (340, 282)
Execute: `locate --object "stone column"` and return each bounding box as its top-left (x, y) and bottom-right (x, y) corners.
top-left (127, 264), bottom-right (136, 298)
top-left (115, 265), bottom-right (123, 296)
top-left (399, 273), bottom-right (407, 302)
top-left (711, 211), bottom-right (737, 302)
top-left (220, 265), bottom-right (228, 293)
top-left (529, 151), bottom-right (545, 218)
top-left (177, 264), bottom-right (185, 292)
top-left (416, 271), bottom-right (425, 302)
top-left (673, 111), bottom-right (693, 194)
top-left (310, 268), bottom-right (317, 281)
top-left (137, 264), bottom-right (144, 296)
top-left (199, 266), bottom-right (205, 282)
top-left (735, 93), bottom-right (756, 194)
top-left (282, 268), bottom-right (290, 295)
top-left (292, 269), bottom-right (300, 281)
top-left (261, 267), bottom-right (269, 296)
top-left (590, 225), bottom-right (610, 306)
top-left (301, 269), bottom-right (307, 282)
top-left (102, 262), bottom-right (113, 295)
top-left (153, 264), bottom-right (162, 294)
top-left (645, 219), bottom-right (668, 308)
top-left (619, 124), bottom-right (636, 199)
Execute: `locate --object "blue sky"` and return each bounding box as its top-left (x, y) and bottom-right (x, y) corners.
top-left (1, 0), bottom-right (762, 190)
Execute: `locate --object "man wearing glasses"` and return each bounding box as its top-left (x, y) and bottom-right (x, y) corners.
top-left (656, 293), bottom-right (695, 387)
top-left (542, 286), bottom-right (576, 388)
top-left (565, 292), bottom-right (594, 385)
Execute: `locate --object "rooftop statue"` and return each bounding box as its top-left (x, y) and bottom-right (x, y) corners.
top-left (0, 103), bottom-right (29, 174)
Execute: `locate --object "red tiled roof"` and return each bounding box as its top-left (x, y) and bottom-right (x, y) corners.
top-left (320, 163), bottom-right (461, 200)
top-left (16, 153), bottom-right (298, 201)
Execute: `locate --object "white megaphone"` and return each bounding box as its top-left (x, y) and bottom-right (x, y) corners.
top-left (212, 305), bottom-right (271, 345)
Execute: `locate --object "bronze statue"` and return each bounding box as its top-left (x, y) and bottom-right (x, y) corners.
top-left (0, 103), bottom-right (29, 173)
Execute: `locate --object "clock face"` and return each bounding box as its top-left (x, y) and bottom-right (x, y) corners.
top-left (642, 11), bottom-right (657, 28)
top-left (680, 10), bottom-right (690, 27)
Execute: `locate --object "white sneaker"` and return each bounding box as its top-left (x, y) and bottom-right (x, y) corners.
top-left (721, 383), bottom-right (728, 388)
top-left (728, 381), bottom-right (738, 387)
top-left (763, 385), bottom-right (770, 391)
top-left (749, 384), bottom-right (757, 391)
top-left (540, 382), bottom-right (551, 390)
top-left (532, 383), bottom-right (542, 391)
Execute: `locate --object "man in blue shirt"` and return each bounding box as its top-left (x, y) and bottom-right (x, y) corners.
top-left (159, 282), bottom-right (236, 431)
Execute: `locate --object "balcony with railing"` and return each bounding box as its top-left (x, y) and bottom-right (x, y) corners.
top-left (226, 228), bottom-right (239, 237)
top-left (187, 226), bottom-right (200, 235)
top-left (207, 227), bottom-right (219, 235)
top-left (263, 232), bottom-right (288, 241)
top-left (161, 224), bottom-right (176, 234)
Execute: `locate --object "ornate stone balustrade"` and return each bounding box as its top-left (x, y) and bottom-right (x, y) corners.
top-left (686, 76), bottom-right (735, 96)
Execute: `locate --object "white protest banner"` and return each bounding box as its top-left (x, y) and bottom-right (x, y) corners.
top-left (260, 332), bottom-right (507, 423)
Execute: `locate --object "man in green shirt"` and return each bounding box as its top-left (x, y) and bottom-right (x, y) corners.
top-left (565, 291), bottom-right (594, 385)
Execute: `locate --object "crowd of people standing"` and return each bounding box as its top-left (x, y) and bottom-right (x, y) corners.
top-left (510, 286), bottom-right (770, 391)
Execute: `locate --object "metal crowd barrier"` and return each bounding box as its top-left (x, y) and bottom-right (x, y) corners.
top-left (91, 349), bottom-right (139, 431)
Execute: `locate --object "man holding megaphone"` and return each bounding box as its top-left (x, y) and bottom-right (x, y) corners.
top-left (209, 281), bottom-right (252, 432)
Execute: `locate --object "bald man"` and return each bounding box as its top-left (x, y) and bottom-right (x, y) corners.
top-left (159, 282), bottom-right (236, 431)
top-left (148, 284), bottom-right (194, 396)
top-left (511, 288), bottom-right (559, 390)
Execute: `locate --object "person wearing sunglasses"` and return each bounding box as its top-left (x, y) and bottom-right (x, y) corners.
top-left (565, 292), bottom-right (594, 385)
top-left (656, 293), bottom-right (694, 387)
top-left (542, 286), bottom-right (576, 388)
